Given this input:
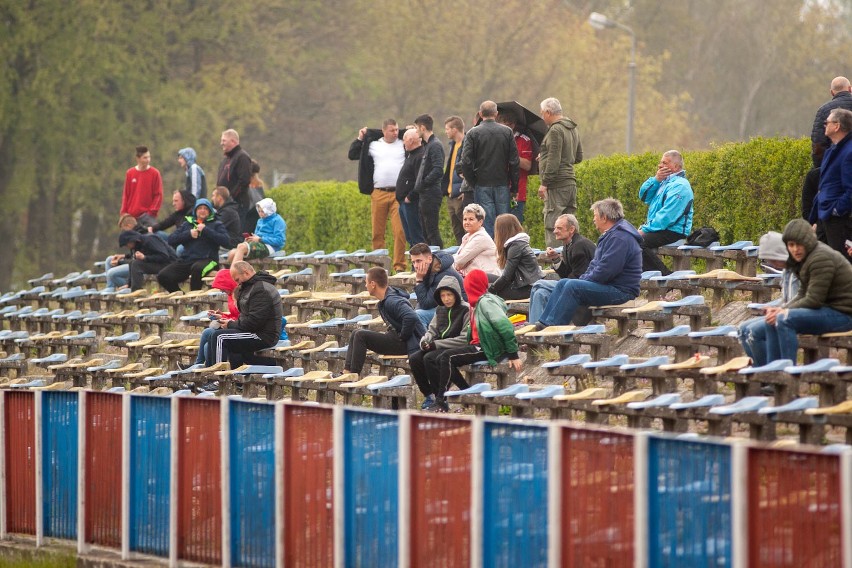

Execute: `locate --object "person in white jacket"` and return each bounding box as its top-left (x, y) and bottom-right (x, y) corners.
top-left (452, 203), bottom-right (500, 277)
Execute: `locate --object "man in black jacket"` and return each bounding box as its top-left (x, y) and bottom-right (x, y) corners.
top-left (347, 120), bottom-right (407, 272)
top-left (342, 267), bottom-right (425, 376)
top-left (410, 243), bottom-right (466, 327)
top-left (811, 77), bottom-right (852, 167)
top-left (411, 114), bottom-right (446, 248)
top-left (118, 230), bottom-right (178, 291)
top-left (460, 100), bottom-right (520, 237)
top-left (528, 214), bottom-right (596, 324)
top-left (216, 129), bottom-right (253, 227)
top-left (211, 186), bottom-right (242, 248)
top-left (209, 261), bottom-right (283, 368)
top-left (396, 129), bottom-right (426, 247)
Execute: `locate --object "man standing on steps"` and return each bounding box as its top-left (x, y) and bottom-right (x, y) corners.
top-left (348, 119), bottom-right (407, 273)
top-left (120, 145), bottom-right (163, 228)
top-left (216, 129), bottom-right (253, 231)
top-left (538, 97), bottom-right (583, 248)
top-left (411, 114), bottom-right (445, 248)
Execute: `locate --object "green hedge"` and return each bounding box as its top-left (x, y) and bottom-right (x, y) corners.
top-left (268, 137), bottom-right (810, 254)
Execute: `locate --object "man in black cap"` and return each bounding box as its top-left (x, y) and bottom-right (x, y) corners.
top-left (117, 230), bottom-right (177, 291)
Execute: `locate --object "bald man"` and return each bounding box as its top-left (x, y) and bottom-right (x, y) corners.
top-left (811, 76), bottom-right (852, 167)
top-left (208, 260), bottom-right (283, 368)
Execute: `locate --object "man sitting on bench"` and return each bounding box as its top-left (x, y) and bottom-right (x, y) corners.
top-left (341, 267), bottom-right (425, 377)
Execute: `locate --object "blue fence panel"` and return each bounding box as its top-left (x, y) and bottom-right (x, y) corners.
top-left (41, 391), bottom-right (79, 540)
top-left (343, 409), bottom-right (399, 568)
top-left (647, 436), bottom-right (733, 567)
top-left (229, 401), bottom-right (276, 568)
top-left (481, 421), bottom-right (549, 568)
top-left (129, 395), bottom-right (171, 556)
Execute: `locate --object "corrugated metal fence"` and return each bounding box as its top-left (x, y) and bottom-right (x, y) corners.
top-left (0, 391), bottom-right (849, 568)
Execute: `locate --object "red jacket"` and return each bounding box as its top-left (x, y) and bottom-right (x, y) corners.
top-left (121, 166), bottom-right (163, 218)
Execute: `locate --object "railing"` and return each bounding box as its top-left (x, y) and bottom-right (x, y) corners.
top-left (0, 390), bottom-right (850, 568)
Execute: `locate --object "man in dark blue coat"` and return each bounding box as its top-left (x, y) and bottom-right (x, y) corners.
top-left (342, 267), bottom-right (425, 376)
top-left (813, 108), bottom-right (852, 261)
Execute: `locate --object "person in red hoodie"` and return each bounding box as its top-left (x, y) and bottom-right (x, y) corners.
top-left (432, 268), bottom-right (522, 411)
top-left (186, 268), bottom-right (240, 368)
top-left (120, 145), bottom-right (163, 226)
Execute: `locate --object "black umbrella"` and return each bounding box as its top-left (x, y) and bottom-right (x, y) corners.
top-left (496, 100), bottom-right (548, 145)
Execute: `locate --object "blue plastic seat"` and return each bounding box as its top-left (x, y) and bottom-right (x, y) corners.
top-left (669, 394), bottom-right (726, 410)
top-left (660, 295), bottom-right (705, 309)
top-left (688, 325), bottom-right (737, 338)
top-left (640, 270), bottom-right (662, 280)
top-left (738, 359), bottom-right (794, 374)
top-left (105, 332), bottom-right (140, 343)
top-left (709, 396), bottom-right (770, 415)
top-left (234, 365), bottom-right (283, 376)
top-left (627, 392), bottom-right (682, 409)
top-left (12, 379), bottom-right (46, 389)
top-left (87, 360), bottom-right (123, 372)
top-left (541, 353), bottom-right (593, 369)
top-left (106, 386), bottom-right (126, 393)
top-left (445, 383), bottom-right (492, 397)
top-left (784, 359), bottom-right (840, 374)
top-left (262, 367), bottom-right (305, 379)
top-left (515, 385), bottom-right (565, 399)
top-left (645, 325), bottom-right (691, 339)
top-left (619, 356), bottom-right (670, 370)
top-left (481, 384), bottom-right (529, 398)
top-left (583, 354), bottom-right (630, 369)
top-left (758, 397), bottom-right (818, 415)
top-left (709, 240), bottom-right (753, 251)
top-left (368, 374), bottom-right (411, 391)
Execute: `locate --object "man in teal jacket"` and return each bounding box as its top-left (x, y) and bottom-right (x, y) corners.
top-left (638, 150), bottom-right (694, 274)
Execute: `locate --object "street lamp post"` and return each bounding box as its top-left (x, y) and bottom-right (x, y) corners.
top-left (589, 12), bottom-right (636, 154)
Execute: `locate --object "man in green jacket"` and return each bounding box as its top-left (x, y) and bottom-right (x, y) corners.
top-left (756, 218), bottom-right (852, 365)
top-left (539, 97), bottom-right (583, 248)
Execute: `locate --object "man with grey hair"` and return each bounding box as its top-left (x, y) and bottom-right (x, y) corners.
top-left (812, 108), bottom-right (852, 260)
top-left (539, 97), bottom-right (584, 247)
top-left (534, 199), bottom-right (642, 329)
top-left (528, 213), bottom-right (596, 324)
top-left (216, 128), bottom-right (253, 230)
top-left (460, 100), bottom-right (520, 236)
top-left (811, 76), bottom-right (852, 167)
top-left (638, 150), bottom-right (694, 274)
top-left (395, 128), bottom-right (425, 247)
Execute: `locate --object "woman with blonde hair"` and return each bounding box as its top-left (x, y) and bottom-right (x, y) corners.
top-left (489, 213), bottom-right (543, 300)
top-left (452, 203), bottom-right (499, 277)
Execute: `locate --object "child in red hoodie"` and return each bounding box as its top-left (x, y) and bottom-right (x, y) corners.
top-left (432, 269), bottom-right (522, 411)
top-left (189, 269), bottom-right (240, 367)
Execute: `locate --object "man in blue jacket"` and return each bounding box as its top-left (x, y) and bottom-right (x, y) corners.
top-left (342, 267), bottom-right (425, 376)
top-left (409, 243), bottom-right (466, 327)
top-left (813, 108), bottom-right (852, 261)
top-left (637, 150), bottom-right (694, 274)
top-left (535, 198), bottom-right (642, 328)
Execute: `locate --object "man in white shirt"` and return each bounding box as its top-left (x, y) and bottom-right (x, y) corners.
top-left (348, 119), bottom-right (407, 272)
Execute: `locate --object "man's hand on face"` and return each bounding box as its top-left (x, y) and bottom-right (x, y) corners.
top-left (655, 164), bottom-right (673, 182)
top-left (412, 257), bottom-right (431, 280)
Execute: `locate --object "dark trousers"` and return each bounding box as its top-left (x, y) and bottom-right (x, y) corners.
top-left (641, 230), bottom-right (685, 275)
top-left (344, 329), bottom-right (407, 374)
top-left (494, 283), bottom-right (532, 301)
top-left (157, 259), bottom-right (218, 292)
top-left (409, 348), bottom-right (444, 397)
top-left (419, 195), bottom-right (444, 248)
top-left (209, 328), bottom-right (272, 367)
top-left (822, 216), bottom-right (852, 262)
top-left (129, 260), bottom-right (170, 291)
top-left (439, 345), bottom-right (485, 398)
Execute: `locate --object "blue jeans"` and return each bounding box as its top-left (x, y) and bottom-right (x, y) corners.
top-left (474, 185), bottom-right (510, 237)
top-left (738, 317), bottom-right (770, 366)
top-left (195, 326), bottom-right (216, 366)
top-left (399, 201), bottom-right (424, 247)
top-left (529, 279), bottom-right (558, 323)
top-left (510, 200), bottom-right (526, 224)
top-left (104, 255), bottom-right (129, 289)
top-left (416, 308), bottom-right (436, 328)
top-left (764, 307), bottom-right (852, 363)
top-left (538, 279), bottom-right (632, 327)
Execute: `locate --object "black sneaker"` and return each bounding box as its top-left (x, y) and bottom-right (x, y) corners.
top-left (199, 381), bottom-right (219, 392)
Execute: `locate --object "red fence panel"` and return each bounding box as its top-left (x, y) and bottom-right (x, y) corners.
top-left (747, 447), bottom-right (844, 567)
top-left (4, 392), bottom-right (36, 535)
top-left (409, 415), bottom-right (472, 568)
top-left (84, 392), bottom-right (123, 547)
top-left (177, 398), bottom-right (222, 565)
top-left (561, 426), bottom-right (634, 568)
top-left (283, 404), bottom-right (334, 568)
